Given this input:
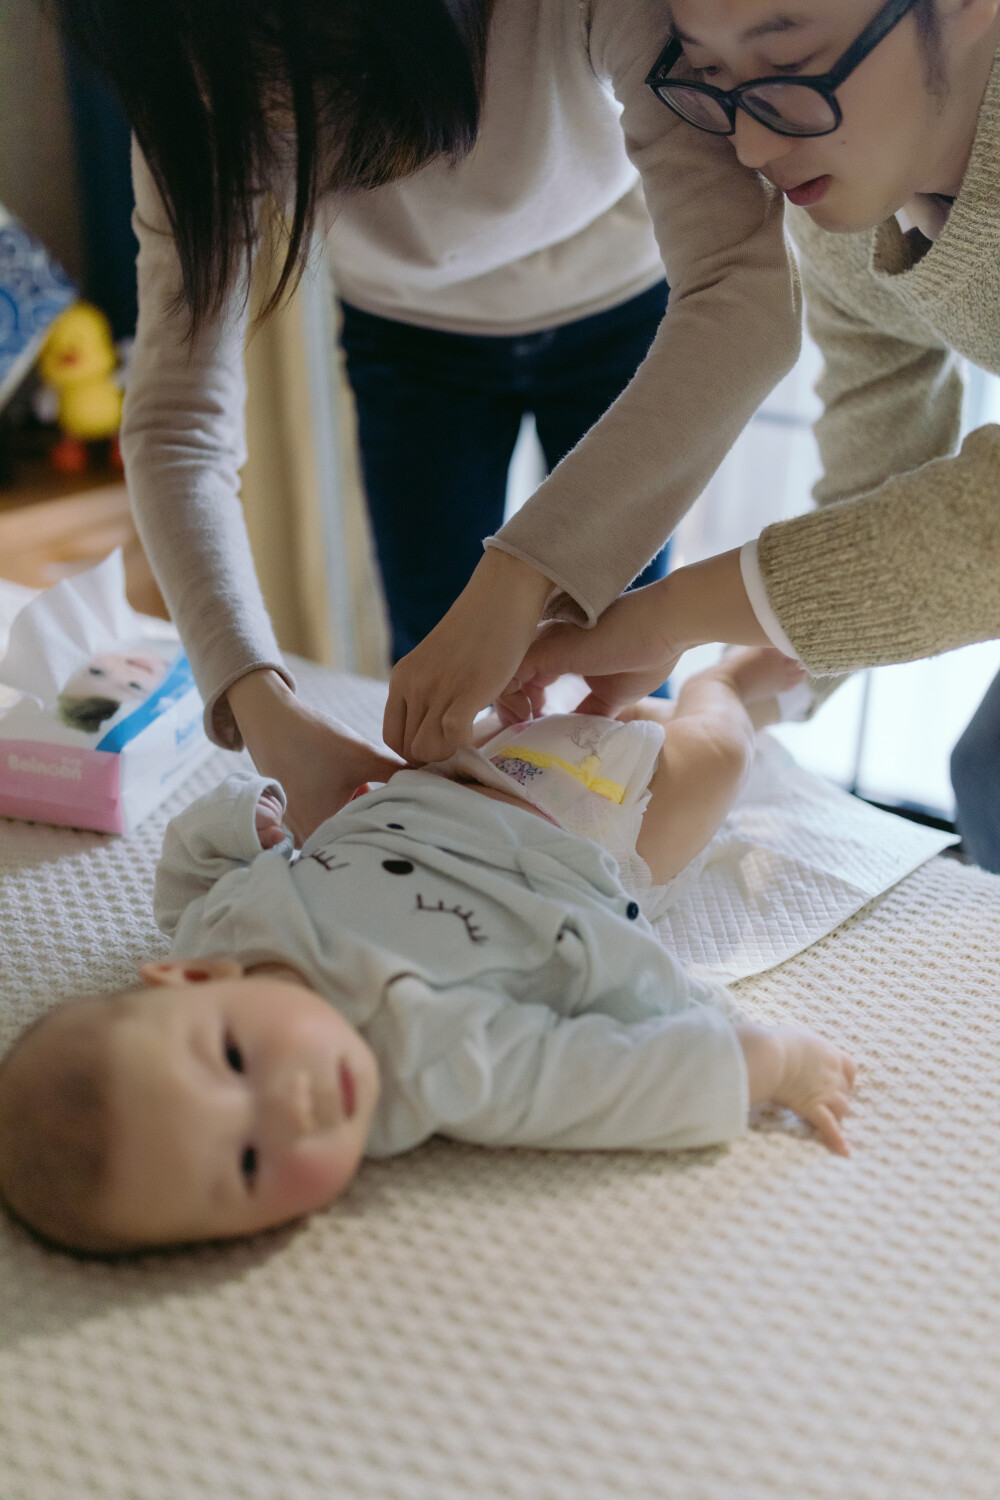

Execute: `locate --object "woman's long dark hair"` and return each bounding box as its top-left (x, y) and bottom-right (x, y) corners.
top-left (52, 0), bottom-right (494, 330)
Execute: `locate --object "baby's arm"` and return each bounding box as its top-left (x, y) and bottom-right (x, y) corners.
top-left (631, 648), bottom-right (805, 885)
top-left (154, 774), bottom-right (289, 934)
top-left (366, 973), bottom-right (854, 1159)
top-left (366, 977), bottom-right (751, 1156)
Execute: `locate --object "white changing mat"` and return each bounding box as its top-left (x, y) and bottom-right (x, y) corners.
top-left (657, 734), bottom-right (956, 980)
top-left (519, 666), bottom-right (954, 980)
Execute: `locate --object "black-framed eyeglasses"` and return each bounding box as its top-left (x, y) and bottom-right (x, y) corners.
top-left (646, 0), bottom-right (921, 138)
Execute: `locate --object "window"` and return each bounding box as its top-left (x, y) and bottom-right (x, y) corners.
top-left (672, 336), bottom-right (1000, 821)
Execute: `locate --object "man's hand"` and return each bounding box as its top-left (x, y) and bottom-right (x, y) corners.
top-left (227, 671), bottom-right (403, 845)
top-left (383, 549), bottom-right (555, 764)
top-left (499, 548), bottom-right (778, 722)
top-left (498, 579), bottom-right (686, 723)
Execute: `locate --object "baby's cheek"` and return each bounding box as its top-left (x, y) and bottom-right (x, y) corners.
top-left (275, 1141), bottom-right (361, 1216)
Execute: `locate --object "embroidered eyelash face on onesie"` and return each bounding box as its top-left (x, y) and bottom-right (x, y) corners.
top-left (297, 838), bottom-right (491, 950)
top-left (414, 893), bottom-right (487, 945)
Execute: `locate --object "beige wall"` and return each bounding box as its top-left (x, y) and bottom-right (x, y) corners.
top-left (0, 0), bottom-right (82, 279)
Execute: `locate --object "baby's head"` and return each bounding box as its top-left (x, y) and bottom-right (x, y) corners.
top-left (0, 960), bottom-right (380, 1255)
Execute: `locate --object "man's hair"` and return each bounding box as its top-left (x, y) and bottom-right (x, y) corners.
top-left (51, 0), bottom-right (496, 333)
top-left (0, 997), bottom-right (135, 1255)
top-left (56, 694), bottom-right (121, 734)
top-left (913, 0), bottom-right (941, 42)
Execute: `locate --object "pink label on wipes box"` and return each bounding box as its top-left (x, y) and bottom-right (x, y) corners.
top-left (0, 741), bottom-right (122, 833)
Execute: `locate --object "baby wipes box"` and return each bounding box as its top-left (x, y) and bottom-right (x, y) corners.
top-left (0, 552), bottom-right (213, 834)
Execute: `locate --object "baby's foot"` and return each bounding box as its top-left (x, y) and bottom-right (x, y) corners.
top-left (716, 647), bottom-right (806, 707)
top-left (617, 696), bottom-right (678, 728)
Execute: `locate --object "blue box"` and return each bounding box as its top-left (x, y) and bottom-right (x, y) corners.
top-left (0, 206), bottom-right (77, 410)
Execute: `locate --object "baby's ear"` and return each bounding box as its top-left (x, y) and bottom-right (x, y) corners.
top-left (140, 958), bottom-right (245, 988)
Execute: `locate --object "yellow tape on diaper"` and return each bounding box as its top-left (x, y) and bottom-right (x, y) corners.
top-left (502, 747), bottom-right (626, 804)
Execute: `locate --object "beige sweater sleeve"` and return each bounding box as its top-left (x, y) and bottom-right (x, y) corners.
top-left (756, 257), bottom-right (1000, 673)
top-left (491, 0), bottom-right (802, 621)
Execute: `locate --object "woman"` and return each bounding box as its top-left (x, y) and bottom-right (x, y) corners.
top-left (411, 0), bottom-right (1000, 866)
top-left (52, 0), bottom-right (799, 841)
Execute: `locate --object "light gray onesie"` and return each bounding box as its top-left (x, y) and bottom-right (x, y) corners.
top-left (155, 772), bottom-right (749, 1159)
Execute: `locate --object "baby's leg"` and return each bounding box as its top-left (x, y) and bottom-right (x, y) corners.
top-left (627, 648), bottom-right (804, 885)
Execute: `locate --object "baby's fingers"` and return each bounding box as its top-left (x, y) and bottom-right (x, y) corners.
top-left (809, 1101), bottom-right (850, 1157)
top-left (826, 1089), bottom-right (852, 1121)
top-left (258, 823), bottom-right (288, 849)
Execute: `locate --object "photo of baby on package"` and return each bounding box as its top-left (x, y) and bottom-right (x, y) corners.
top-left (57, 649), bottom-right (168, 735)
top-left (0, 551), bottom-right (213, 834)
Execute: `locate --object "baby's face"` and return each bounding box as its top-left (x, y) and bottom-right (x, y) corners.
top-left (63, 652), bottom-right (167, 704)
top-left (100, 973), bottom-right (380, 1246)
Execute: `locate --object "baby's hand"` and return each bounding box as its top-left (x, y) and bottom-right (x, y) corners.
top-left (772, 1026), bottom-right (856, 1156)
top-left (738, 1022), bottom-right (856, 1156)
top-left (255, 791), bottom-right (288, 849)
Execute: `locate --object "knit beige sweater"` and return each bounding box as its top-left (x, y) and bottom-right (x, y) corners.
top-left (757, 53), bottom-right (1000, 675)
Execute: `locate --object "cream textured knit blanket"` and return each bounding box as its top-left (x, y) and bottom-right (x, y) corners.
top-left (1, 661), bottom-right (999, 1500)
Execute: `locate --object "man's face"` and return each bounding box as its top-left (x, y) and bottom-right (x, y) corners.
top-left (63, 652), bottom-right (167, 704)
top-left (99, 974), bottom-right (380, 1246)
top-left (667, 0), bottom-right (966, 233)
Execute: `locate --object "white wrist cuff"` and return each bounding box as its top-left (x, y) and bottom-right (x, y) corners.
top-left (739, 540), bottom-right (802, 663)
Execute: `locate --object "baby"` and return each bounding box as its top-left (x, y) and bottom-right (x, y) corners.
top-left (0, 648), bottom-right (855, 1255)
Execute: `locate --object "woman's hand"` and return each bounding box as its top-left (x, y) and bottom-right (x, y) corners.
top-left (227, 670), bottom-right (403, 845)
top-left (383, 549), bottom-right (555, 763)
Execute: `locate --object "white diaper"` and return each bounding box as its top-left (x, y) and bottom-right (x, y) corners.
top-left (442, 714), bottom-right (701, 918)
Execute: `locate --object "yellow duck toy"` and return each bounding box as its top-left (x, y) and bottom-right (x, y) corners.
top-left (38, 302), bottom-right (124, 474)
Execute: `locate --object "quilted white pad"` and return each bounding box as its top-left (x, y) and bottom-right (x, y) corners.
top-left (658, 735), bottom-right (956, 979)
top-left (2, 660), bottom-right (999, 1500)
top-left (492, 663), bottom-right (954, 980)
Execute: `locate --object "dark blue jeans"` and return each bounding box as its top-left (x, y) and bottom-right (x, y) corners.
top-left (339, 281), bottom-right (671, 663)
top-left (950, 666), bottom-right (1000, 872)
